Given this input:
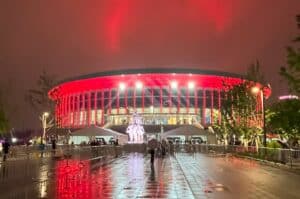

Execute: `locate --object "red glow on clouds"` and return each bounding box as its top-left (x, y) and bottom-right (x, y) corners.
top-left (105, 0), bottom-right (131, 52)
top-left (104, 0), bottom-right (233, 52)
top-left (187, 0), bottom-right (232, 32)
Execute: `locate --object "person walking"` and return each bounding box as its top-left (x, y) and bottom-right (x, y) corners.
top-left (2, 139), bottom-right (10, 162)
top-left (150, 148), bottom-right (155, 165)
top-left (51, 139), bottom-right (56, 155)
top-left (39, 141), bottom-right (45, 158)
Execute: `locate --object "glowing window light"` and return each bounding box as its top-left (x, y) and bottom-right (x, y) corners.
top-left (119, 82), bottom-right (126, 91)
top-left (170, 81), bottom-right (178, 89)
top-left (135, 81), bottom-right (143, 89)
top-left (188, 81), bottom-right (195, 89)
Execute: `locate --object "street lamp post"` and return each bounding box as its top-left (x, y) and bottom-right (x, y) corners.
top-left (251, 86), bottom-right (266, 147)
top-left (261, 90), bottom-right (267, 147)
top-left (41, 112), bottom-right (49, 144)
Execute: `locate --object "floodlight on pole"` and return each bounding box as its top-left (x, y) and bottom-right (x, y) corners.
top-left (119, 82), bottom-right (126, 91)
top-left (135, 81), bottom-right (143, 89)
top-left (251, 86), bottom-right (260, 95)
top-left (41, 111), bottom-right (49, 144)
top-left (170, 81), bottom-right (178, 89)
top-left (188, 81), bottom-right (195, 89)
top-left (43, 112), bottom-right (49, 117)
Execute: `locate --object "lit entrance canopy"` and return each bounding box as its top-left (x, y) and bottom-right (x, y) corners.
top-left (71, 125), bottom-right (127, 137)
top-left (162, 125), bottom-right (216, 144)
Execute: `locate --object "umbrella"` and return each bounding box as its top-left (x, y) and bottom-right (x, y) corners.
top-left (148, 139), bottom-right (159, 149)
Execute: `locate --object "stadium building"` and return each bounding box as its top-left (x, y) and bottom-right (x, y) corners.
top-left (48, 68), bottom-right (270, 135)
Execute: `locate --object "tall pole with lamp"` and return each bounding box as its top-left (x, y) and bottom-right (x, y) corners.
top-left (251, 86), bottom-right (267, 147)
top-left (41, 112), bottom-right (49, 144)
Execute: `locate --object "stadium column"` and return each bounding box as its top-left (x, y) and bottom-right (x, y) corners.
top-left (109, 89), bottom-right (112, 115)
top-left (168, 87), bottom-right (171, 114)
top-left (117, 89), bottom-right (120, 114)
top-left (68, 95), bottom-right (71, 127)
top-left (187, 88), bottom-right (190, 114)
top-left (125, 88), bottom-right (128, 114)
top-left (63, 95), bottom-right (67, 127)
top-left (60, 96), bottom-right (63, 127)
top-left (94, 91), bottom-right (97, 125)
top-left (151, 88), bottom-right (154, 109)
top-left (142, 87), bottom-right (145, 113)
top-left (218, 90), bottom-right (221, 125)
top-left (211, 90), bottom-right (214, 125)
top-left (72, 95), bottom-right (75, 128)
top-left (57, 99), bottom-right (60, 127)
top-left (133, 88), bottom-right (136, 110)
top-left (160, 87), bottom-right (163, 113)
top-left (101, 90), bottom-right (104, 126)
top-left (77, 94), bottom-right (80, 128)
top-left (177, 87), bottom-right (180, 114)
top-left (87, 92), bottom-right (91, 126)
top-left (55, 102), bottom-right (58, 127)
top-left (202, 89), bottom-right (206, 125)
top-left (83, 93), bottom-right (86, 126)
top-left (195, 88), bottom-right (198, 114)
top-left (73, 94), bottom-right (78, 128)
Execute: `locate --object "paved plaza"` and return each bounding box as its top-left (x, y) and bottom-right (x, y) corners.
top-left (0, 152), bottom-right (299, 199)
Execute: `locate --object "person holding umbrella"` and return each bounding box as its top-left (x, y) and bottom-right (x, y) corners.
top-left (148, 138), bottom-right (158, 165)
top-left (2, 138), bottom-right (10, 162)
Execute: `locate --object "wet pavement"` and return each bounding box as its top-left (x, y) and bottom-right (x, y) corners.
top-left (0, 153), bottom-right (300, 199)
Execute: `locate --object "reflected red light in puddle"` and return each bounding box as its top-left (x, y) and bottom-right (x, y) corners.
top-left (56, 160), bottom-right (112, 199)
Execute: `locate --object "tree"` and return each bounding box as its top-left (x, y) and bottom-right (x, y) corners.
top-left (267, 15), bottom-right (300, 148)
top-left (220, 80), bottom-right (261, 147)
top-left (25, 71), bottom-right (57, 135)
top-left (0, 91), bottom-right (9, 136)
top-left (246, 60), bottom-right (265, 84)
top-left (213, 62), bottom-right (266, 146)
top-left (280, 15), bottom-right (300, 95)
top-left (280, 47), bottom-right (300, 94)
top-left (25, 71), bottom-right (56, 114)
top-left (268, 99), bottom-right (300, 147)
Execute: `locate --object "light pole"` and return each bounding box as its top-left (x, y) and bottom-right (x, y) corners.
top-left (251, 86), bottom-right (266, 147)
top-left (41, 112), bottom-right (49, 144)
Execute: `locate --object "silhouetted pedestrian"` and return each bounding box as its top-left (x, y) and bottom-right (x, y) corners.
top-left (2, 139), bottom-right (10, 162)
top-left (150, 148), bottom-right (155, 164)
top-left (51, 139), bottom-right (56, 155)
top-left (39, 142), bottom-right (45, 157)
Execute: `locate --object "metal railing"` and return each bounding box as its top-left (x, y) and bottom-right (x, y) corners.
top-left (170, 144), bottom-right (300, 168)
top-left (0, 145), bottom-right (124, 161)
top-left (1, 144), bottom-right (299, 168)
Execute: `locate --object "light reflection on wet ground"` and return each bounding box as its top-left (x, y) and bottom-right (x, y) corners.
top-left (0, 153), bottom-right (300, 199)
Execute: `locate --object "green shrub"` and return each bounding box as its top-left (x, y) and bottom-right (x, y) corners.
top-left (267, 140), bottom-right (282, 149)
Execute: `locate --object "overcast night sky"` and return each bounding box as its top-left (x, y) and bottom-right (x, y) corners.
top-left (0, 0), bottom-right (300, 129)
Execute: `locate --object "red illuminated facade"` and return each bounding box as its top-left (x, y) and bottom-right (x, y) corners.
top-left (48, 68), bottom-right (269, 129)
